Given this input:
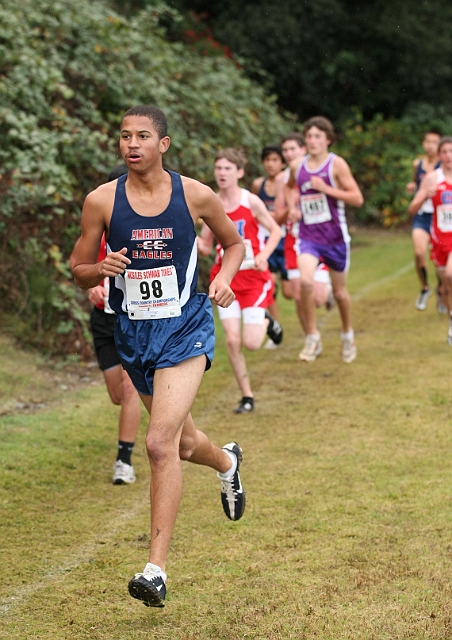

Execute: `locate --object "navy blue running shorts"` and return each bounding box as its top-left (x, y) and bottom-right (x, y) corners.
top-left (412, 212), bottom-right (432, 234)
top-left (268, 238), bottom-right (288, 280)
top-left (114, 293), bottom-right (215, 395)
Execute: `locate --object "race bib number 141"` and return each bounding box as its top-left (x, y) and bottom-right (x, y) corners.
top-left (125, 267), bottom-right (181, 320)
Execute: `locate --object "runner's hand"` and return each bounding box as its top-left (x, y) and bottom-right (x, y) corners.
top-left (100, 248), bottom-right (131, 277)
top-left (254, 252), bottom-right (269, 272)
top-left (310, 176), bottom-right (329, 193)
top-left (208, 277), bottom-right (236, 307)
top-left (88, 284), bottom-right (107, 305)
top-left (288, 207), bottom-right (301, 222)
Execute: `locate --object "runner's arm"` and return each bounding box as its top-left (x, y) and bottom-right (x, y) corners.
top-left (408, 171), bottom-right (437, 215)
top-left (285, 161), bottom-right (302, 222)
top-left (251, 176), bottom-right (264, 196)
top-left (313, 156), bottom-right (363, 207)
top-left (71, 187), bottom-right (131, 289)
top-left (249, 192), bottom-right (282, 271)
top-left (406, 158), bottom-right (420, 194)
top-left (273, 172), bottom-right (289, 225)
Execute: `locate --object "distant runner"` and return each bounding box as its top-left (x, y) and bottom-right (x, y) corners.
top-left (252, 144), bottom-right (287, 348)
top-left (286, 116), bottom-right (364, 363)
top-left (406, 129), bottom-right (442, 311)
top-left (409, 136), bottom-right (452, 345)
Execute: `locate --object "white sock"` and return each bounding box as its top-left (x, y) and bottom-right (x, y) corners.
top-left (307, 332), bottom-right (320, 340)
top-left (144, 562), bottom-right (167, 582)
top-left (218, 450), bottom-right (237, 479)
top-left (341, 330), bottom-right (354, 341)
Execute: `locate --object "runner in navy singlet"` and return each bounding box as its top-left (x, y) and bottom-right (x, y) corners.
top-left (286, 116), bottom-right (364, 363)
top-left (71, 105), bottom-right (246, 608)
top-left (406, 129), bottom-right (442, 311)
top-left (251, 144), bottom-right (288, 347)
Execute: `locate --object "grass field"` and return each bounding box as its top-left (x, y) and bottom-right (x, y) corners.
top-left (1, 230), bottom-right (452, 639)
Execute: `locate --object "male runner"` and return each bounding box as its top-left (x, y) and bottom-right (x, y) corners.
top-left (409, 136), bottom-right (452, 345)
top-left (274, 132), bottom-right (334, 333)
top-left (198, 148), bottom-right (282, 413)
top-left (251, 144), bottom-right (287, 348)
top-left (71, 105), bottom-right (246, 608)
top-left (286, 116), bottom-right (364, 363)
top-left (406, 129), bottom-right (442, 311)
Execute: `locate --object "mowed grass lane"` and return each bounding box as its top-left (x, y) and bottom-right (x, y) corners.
top-left (1, 230), bottom-right (452, 639)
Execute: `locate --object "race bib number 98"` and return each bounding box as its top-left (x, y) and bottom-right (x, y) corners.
top-left (301, 193), bottom-right (332, 225)
top-left (125, 267), bottom-right (181, 320)
top-left (437, 204), bottom-right (452, 233)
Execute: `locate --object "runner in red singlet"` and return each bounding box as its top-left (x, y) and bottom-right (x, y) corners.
top-left (198, 148), bottom-right (282, 413)
top-left (409, 136), bottom-right (452, 345)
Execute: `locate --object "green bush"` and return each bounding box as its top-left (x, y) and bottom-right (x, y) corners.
top-left (0, 0), bottom-right (287, 355)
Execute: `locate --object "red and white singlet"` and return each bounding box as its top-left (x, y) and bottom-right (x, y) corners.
top-left (210, 189), bottom-right (274, 309)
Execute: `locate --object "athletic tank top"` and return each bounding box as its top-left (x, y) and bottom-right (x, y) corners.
top-left (431, 167), bottom-right (452, 244)
top-left (257, 178), bottom-right (275, 212)
top-left (415, 159), bottom-right (441, 214)
top-left (296, 153), bottom-right (350, 246)
top-left (213, 189), bottom-right (266, 271)
top-left (257, 177), bottom-right (285, 244)
top-left (107, 171), bottom-right (198, 315)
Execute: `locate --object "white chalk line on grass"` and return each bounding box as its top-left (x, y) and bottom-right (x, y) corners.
top-left (350, 261), bottom-right (413, 302)
top-left (0, 499), bottom-right (147, 615)
top-left (1, 261), bottom-right (413, 615)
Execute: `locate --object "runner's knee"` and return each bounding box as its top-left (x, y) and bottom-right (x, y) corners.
top-left (178, 433), bottom-right (195, 460)
top-left (146, 432), bottom-right (179, 465)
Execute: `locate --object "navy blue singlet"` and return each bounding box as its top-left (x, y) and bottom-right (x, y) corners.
top-left (257, 178), bottom-right (275, 212)
top-left (415, 159), bottom-right (441, 190)
top-left (107, 170), bottom-right (198, 315)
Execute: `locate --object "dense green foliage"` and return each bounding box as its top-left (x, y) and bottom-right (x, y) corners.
top-left (166, 0), bottom-right (452, 122)
top-left (0, 0), bottom-right (286, 355)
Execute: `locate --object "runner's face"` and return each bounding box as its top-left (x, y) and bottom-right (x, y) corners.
top-left (119, 115), bottom-right (170, 171)
top-left (305, 126), bottom-right (330, 155)
top-left (214, 158), bottom-right (243, 189)
top-left (439, 143), bottom-right (452, 170)
top-left (263, 152), bottom-right (284, 177)
top-left (281, 140), bottom-right (305, 163)
top-left (422, 133), bottom-right (440, 158)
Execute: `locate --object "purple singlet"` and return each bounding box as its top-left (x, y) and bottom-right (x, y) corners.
top-left (296, 153), bottom-right (350, 246)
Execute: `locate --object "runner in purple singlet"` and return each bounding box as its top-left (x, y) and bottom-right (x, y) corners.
top-left (286, 116), bottom-right (363, 363)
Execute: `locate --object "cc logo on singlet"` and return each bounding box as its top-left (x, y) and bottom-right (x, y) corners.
top-left (301, 180), bottom-right (312, 193)
top-left (140, 240), bottom-right (168, 250)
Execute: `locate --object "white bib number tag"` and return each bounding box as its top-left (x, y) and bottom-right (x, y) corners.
top-left (290, 221), bottom-right (300, 238)
top-left (125, 267), bottom-right (181, 320)
top-left (301, 193), bottom-right (332, 225)
top-left (239, 239), bottom-right (256, 271)
top-left (437, 204), bottom-right (452, 232)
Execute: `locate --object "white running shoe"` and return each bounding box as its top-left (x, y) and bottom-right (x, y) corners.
top-left (264, 338), bottom-right (279, 350)
top-left (448, 319), bottom-right (452, 346)
top-left (415, 288), bottom-right (431, 311)
top-left (341, 336), bottom-right (357, 363)
top-left (112, 460), bottom-right (136, 485)
top-left (437, 296), bottom-right (447, 315)
top-left (218, 442), bottom-right (246, 521)
top-left (299, 334), bottom-right (322, 362)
